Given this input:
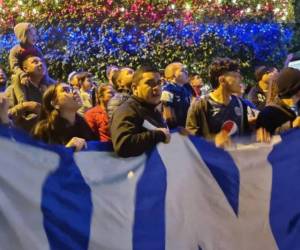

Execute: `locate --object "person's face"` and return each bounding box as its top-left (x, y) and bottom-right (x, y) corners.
top-left (26, 28), bottom-right (37, 45)
top-left (262, 69), bottom-right (278, 84)
top-left (118, 68), bottom-right (134, 90)
top-left (70, 75), bottom-right (80, 89)
top-left (133, 72), bottom-right (162, 105)
top-left (23, 56), bottom-right (46, 77)
top-left (102, 85), bottom-right (115, 105)
top-left (82, 77), bottom-right (93, 91)
top-left (55, 84), bottom-right (82, 111)
top-left (190, 75), bottom-right (203, 88)
top-left (0, 69), bottom-right (7, 85)
top-left (174, 65), bottom-right (189, 85)
top-left (223, 72), bottom-right (242, 95)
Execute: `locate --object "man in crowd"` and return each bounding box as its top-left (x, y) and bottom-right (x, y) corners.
top-left (248, 66), bottom-right (278, 111)
top-left (8, 55), bottom-right (54, 131)
top-left (161, 62), bottom-right (192, 128)
top-left (186, 57), bottom-right (250, 147)
top-left (111, 66), bottom-right (170, 157)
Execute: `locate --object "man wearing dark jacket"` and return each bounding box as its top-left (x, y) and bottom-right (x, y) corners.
top-left (111, 66), bottom-right (170, 157)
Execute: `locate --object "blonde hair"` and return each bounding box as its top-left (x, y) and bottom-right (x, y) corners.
top-left (164, 62), bottom-right (182, 81)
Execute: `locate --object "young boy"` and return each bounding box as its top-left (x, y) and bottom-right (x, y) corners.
top-left (107, 67), bottom-right (134, 120)
top-left (9, 22), bottom-right (53, 103)
top-left (76, 72), bottom-right (95, 115)
top-left (161, 62), bottom-right (192, 128)
top-left (186, 58), bottom-right (250, 147)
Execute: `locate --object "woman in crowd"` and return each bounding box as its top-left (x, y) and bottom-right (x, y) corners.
top-left (256, 67), bottom-right (300, 142)
top-left (84, 84), bottom-right (115, 142)
top-left (32, 82), bottom-right (97, 151)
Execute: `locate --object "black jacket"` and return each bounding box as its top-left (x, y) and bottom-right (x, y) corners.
top-left (111, 96), bottom-right (167, 157)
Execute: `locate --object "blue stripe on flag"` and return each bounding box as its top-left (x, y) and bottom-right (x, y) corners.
top-left (42, 149), bottom-right (93, 250)
top-left (189, 136), bottom-right (240, 215)
top-left (133, 148), bottom-right (167, 250)
top-left (269, 129), bottom-right (300, 250)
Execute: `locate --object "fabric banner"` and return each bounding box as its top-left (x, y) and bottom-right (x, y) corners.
top-left (0, 126), bottom-right (300, 250)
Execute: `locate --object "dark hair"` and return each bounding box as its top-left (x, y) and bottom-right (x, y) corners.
top-left (209, 57), bottom-right (239, 89)
top-left (132, 66), bottom-right (158, 87)
top-left (21, 55), bottom-right (42, 70)
top-left (32, 83), bottom-right (67, 144)
top-left (189, 74), bottom-right (201, 81)
top-left (254, 66), bottom-right (275, 82)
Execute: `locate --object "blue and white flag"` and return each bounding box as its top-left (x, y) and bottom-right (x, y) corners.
top-left (0, 126), bottom-right (300, 250)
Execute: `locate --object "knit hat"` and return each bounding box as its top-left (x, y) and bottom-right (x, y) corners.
top-left (277, 67), bottom-right (300, 98)
top-left (254, 66), bottom-right (274, 82)
top-left (14, 22), bottom-right (34, 44)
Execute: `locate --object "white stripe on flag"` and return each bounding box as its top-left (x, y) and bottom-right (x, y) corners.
top-left (157, 133), bottom-right (278, 250)
top-left (75, 151), bottom-right (146, 250)
top-left (0, 137), bottom-right (59, 250)
top-left (227, 144), bottom-right (277, 249)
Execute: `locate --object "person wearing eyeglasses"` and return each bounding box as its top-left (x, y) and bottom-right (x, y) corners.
top-left (32, 83), bottom-right (97, 151)
top-left (111, 66), bottom-right (170, 157)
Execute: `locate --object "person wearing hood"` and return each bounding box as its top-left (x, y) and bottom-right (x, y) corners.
top-left (9, 22), bottom-right (54, 103)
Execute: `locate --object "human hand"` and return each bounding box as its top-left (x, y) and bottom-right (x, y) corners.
top-left (292, 117), bottom-right (300, 128)
top-left (256, 127), bottom-right (271, 143)
top-left (156, 127), bottom-right (171, 144)
top-left (66, 137), bottom-right (87, 152)
top-left (215, 130), bottom-right (232, 148)
top-left (23, 101), bottom-right (41, 113)
top-left (20, 76), bottom-right (31, 86)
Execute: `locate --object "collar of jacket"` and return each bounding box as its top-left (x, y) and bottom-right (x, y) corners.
top-left (131, 95), bottom-right (159, 110)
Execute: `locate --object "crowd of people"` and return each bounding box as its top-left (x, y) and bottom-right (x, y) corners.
top-left (1, 22), bottom-right (300, 157)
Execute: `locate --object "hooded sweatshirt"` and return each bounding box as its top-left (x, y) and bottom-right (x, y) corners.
top-left (9, 22), bottom-right (44, 79)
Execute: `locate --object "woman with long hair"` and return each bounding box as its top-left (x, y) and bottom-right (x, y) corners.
top-left (256, 68), bottom-right (298, 142)
top-left (84, 84), bottom-right (115, 142)
top-left (32, 82), bottom-right (97, 151)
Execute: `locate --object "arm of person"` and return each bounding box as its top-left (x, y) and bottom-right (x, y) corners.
top-left (11, 77), bottom-right (28, 103)
top-left (8, 101), bottom-right (41, 121)
top-left (111, 108), bottom-right (168, 157)
top-left (161, 89), bottom-right (177, 127)
top-left (185, 99), bottom-right (211, 137)
top-left (162, 104), bottom-right (177, 128)
top-left (0, 93), bottom-right (10, 125)
top-left (255, 109), bottom-right (273, 143)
